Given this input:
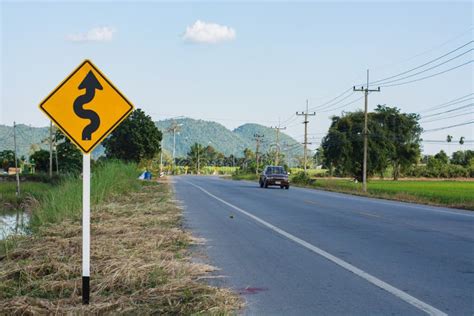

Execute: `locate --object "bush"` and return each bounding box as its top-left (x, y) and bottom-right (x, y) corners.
top-left (291, 171), bottom-right (313, 185)
top-left (406, 164), bottom-right (470, 178)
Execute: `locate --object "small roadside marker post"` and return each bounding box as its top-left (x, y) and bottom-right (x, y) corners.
top-left (38, 60), bottom-right (134, 304)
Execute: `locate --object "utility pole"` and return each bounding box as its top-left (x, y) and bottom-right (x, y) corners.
top-left (282, 142), bottom-right (291, 168)
top-left (13, 122), bottom-right (20, 196)
top-left (160, 139), bottom-right (163, 176)
top-left (197, 146), bottom-right (200, 175)
top-left (167, 121), bottom-right (182, 167)
top-left (254, 133), bottom-right (264, 174)
top-left (296, 99), bottom-right (316, 173)
top-left (353, 69), bottom-right (381, 193)
top-left (270, 120), bottom-right (286, 165)
top-left (49, 121), bottom-right (53, 178)
top-left (52, 125), bottom-right (59, 173)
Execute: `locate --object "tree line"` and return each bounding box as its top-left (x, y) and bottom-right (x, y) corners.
top-left (1, 106), bottom-right (472, 179)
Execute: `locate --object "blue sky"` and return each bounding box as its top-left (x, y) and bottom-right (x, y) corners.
top-left (1, 1), bottom-right (472, 154)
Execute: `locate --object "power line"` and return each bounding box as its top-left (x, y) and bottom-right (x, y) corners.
top-left (420, 93), bottom-right (474, 113)
top-left (423, 120), bottom-right (474, 133)
top-left (421, 103), bottom-right (474, 119)
top-left (309, 88), bottom-right (353, 111)
top-left (380, 60), bottom-right (473, 88)
top-left (373, 48), bottom-right (472, 86)
top-left (421, 111), bottom-right (474, 124)
top-left (319, 95), bottom-right (365, 113)
top-left (370, 41), bottom-right (473, 85)
top-left (367, 27), bottom-right (473, 72)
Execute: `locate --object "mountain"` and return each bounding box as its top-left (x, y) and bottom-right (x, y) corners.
top-left (0, 124), bottom-right (105, 159)
top-left (0, 118), bottom-right (304, 159)
top-left (233, 123), bottom-right (303, 156)
top-left (0, 124), bottom-right (50, 158)
top-left (157, 118), bottom-right (304, 158)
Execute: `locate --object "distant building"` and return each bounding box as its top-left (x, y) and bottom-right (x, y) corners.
top-left (8, 167), bottom-right (21, 175)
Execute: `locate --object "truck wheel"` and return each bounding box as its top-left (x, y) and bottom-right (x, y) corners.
top-left (259, 181), bottom-right (264, 188)
top-left (264, 180), bottom-right (268, 188)
top-left (285, 185), bottom-right (290, 190)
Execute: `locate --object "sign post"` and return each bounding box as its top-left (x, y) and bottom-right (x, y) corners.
top-left (39, 60), bottom-right (134, 304)
top-left (82, 153), bottom-right (91, 304)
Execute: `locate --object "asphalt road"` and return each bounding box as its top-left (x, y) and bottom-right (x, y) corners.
top-left (174, 176), bottom-right (474, 315)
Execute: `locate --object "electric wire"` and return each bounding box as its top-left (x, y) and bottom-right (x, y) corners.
top-left (380, 60), bottom-right (473, 88)
top-left (371, 49), bottom-right (473, 86)
top-left (369, 41), bottom-right (473, 85)
top-left (421, 111), bottom-right (474, 124)
top-left (422, 120), bottom-right (474, 133)
top-left (421, 103), bottom-right (474, 119)
top-left (420, 94), bottom-right (474, 113)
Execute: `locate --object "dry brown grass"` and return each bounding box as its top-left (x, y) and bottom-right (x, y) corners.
top-left (0, 181), bottom-right (241, 315)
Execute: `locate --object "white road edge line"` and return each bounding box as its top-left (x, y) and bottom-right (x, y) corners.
top-left (184, 180), bottom-right (447, 316)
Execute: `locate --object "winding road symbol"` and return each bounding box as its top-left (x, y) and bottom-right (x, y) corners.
top-left (73, 70), bottom-right (102, 140)
top-left (39, 60), bottom-right (134, 154)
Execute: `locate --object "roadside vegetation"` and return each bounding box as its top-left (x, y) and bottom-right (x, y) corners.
top-left (1, 109), bottom-right (241, 313)
top-left (0, 179), bottom-right (240, 313)
top-left (292, 176), bottom-right (474, 210)
top-left (0, 181), bottom-right (52, 210)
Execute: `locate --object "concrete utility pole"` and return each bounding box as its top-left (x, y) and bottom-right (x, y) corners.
top-left (271, 120), bottom-right (286, 165)
top-left (159, 138), bottom-right (163, 176)
top-left (13, 122), bottom-right (20, 196)
top-left (353, 69), bottom-right (381, 193)
top-left (52, 125), bottom-right (59, 173)
top-left (254, 133), bottom-right (264, 174)
top-left (167, 121), bottom-right (182, 167)
top-left (296, 99), bottom-right (316, 173)
top-left (49, 121), bottom-right (53, 178)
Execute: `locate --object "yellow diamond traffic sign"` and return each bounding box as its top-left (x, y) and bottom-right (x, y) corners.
top-left (39, 60), bottom-right (134, 154)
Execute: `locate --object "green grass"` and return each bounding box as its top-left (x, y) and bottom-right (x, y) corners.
top-left (289, 168), bottom-right (328, 176)
top-left (231, 173), bottom-right (259, 181)
top-left (232, 172), bottom-right (474, 210)
top-left (0, 182), bottom-right (52, 210)
top-left (309, 179), bottom-right (474, 210)
top-left (30, 160), bottom-right (140, 231)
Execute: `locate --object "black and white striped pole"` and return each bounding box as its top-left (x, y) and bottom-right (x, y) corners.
top-left (82, 153), bottom-right (91, 304)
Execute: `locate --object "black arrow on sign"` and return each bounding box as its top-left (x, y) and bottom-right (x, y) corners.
top-left (73, 70), bottom-right (103, 140)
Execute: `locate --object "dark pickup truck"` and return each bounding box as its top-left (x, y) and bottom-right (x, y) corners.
top-left (259, 165), bottom-right (290, 189)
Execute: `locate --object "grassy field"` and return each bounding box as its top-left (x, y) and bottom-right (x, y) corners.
top-left (0, 181), bottom-right (52, 210)
top-left (0, 173), bottom-right (241, 313)
top-left (30, 161), bottom-right (141, 230)
top-left (231, 172), bottom-right (474, 210)
top-left (305, 178), bottom-right (474, 210)
top-left (231, 173), bottom-right (259, 181)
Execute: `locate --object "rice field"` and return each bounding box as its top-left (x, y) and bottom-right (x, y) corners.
top-left (311, 179), bottom-right (474, 210)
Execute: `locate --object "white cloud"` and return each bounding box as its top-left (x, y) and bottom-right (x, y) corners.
top-left (183, 20), bottom-right (236, 44)
top-left (66, 26), bottom-right (115, 42)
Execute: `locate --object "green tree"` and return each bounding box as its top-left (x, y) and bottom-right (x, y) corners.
top-left (187, 143), bottom-right (207, 173)
top-left (434, 150), bottom-right (449, 164)
top-left (103, 109), bottom-right (162, 163)
top-left (30, 149), bottom-right (50, 173)
top-left (0, 150), bottom-right (17, 171)
top-left (321, 110), bottom-right (390, 180)
top-left (55, 130), bottom-right (82, 174)
top-left (375, 105), bottom-right (422, 180)
top-left (321, 106), bottom-right (421, 180)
